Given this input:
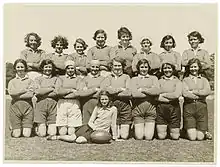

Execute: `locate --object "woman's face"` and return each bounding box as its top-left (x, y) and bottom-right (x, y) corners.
top-left (43, 64), bottom-right (53, 76)
top-left (163, 64), bottom-right (173, 78)
top-left (189, 62), bottom-right (199, 76)
top-left (66, 65), bottom-right (75, 76)
top-left (55, 41), bottom-right (64, 54)
top-left (29, 35), bottom-right (38, 50)
top-left (95, 33), bottom-right (106, 47)
top-left (75, 42), bottom-right (84, 55)
top-left (189, 36), bottom-right (200, 49)
top-left (120, 33), bottom-right (130, 45)
top-left (15, 62), bottom-right (26, 77)
top-left (139, 63), bottom-right (149, 76)
top-left (90, 63), bottom-right (100, 76)
top-left (141, 39), bottom-right (151, 52)
top-left (112, 60), bottom-right (123, 75)
top-left (100, 95), bottom-right (109, 107)
top-left (164, 38), bottom-right (173, 52)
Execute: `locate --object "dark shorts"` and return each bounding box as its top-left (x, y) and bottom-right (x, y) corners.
top-left (82, 98), bottom-right (98, 125)
top-left (183, 101), bottom-right (208, 133)
top-left (132, 100), bottom-right (156, 124)
top-left (156, 102), bottom-right (181, 128)
top-left (9, 100), bottom-right (33, 129)
top-left (113, 99), bottom-right (132, 125)
top-left (34, 98), bottom-right (57, 125)
top-left (75, 124), bottom-right (94, 141)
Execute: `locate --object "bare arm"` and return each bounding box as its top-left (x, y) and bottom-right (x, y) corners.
top-left (88, 107), bottom-right (98, 130)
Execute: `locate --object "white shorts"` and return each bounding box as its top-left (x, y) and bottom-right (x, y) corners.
top-left (56, 99), bottom-right (82, 127)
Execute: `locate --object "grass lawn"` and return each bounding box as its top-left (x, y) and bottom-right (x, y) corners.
top-left (4, 98), bottom-right (215, 162)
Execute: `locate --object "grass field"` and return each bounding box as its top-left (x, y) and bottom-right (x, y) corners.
top-left (4, 98), bottom-right (215, 162)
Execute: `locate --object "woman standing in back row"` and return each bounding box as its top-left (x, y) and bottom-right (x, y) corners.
top-left (110, 27), bottom-right (137, 77)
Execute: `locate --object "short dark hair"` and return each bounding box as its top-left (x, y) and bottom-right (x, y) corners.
top-left (51, 35), bottom-right (69, 49)
top-left (160, 35), bottom-right (176, 49)
top-left (93, 29), bottom-right (107, 40)
top-left (97, 90), bottom-right (113, 108)
top-left (13, 59), bottom-right (28, 72)
top-left (184, 58), bottom-right (203, 77)
top-left (161, 62), bottom-right (176, 76)
top-left (117, 27), bottom-right (132, 40)
top-left (24, 32), bottom-right (42, 48)
top-left (140, 38), bottom-right (152, 47)
top-left (187, 31), bottom-right (204, 44)
top-left (108, 56), bottom-right (126, 71)
top-left (136, 59), bottom-right (151, 73)
top-left (73, 38), bottom-right (88, 50)
top-left (39, 59), bottom-right (56, 76)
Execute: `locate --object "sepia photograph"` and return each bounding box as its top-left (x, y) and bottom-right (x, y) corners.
top-left (3, 3), bottom-right (217, 163)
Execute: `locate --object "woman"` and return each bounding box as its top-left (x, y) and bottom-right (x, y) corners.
top-left (8, 59), bottom-right (35, 137)
top-left (34, 59), bottom-right (60, 137)
top-left (80, 59), bottom-right (107, 124)
top-left (130, 59), bottom-right (160, 140)
top-left (110, 27), bottom-right (137, 77)
top-left (20, 32), bottom-right (46, 80)
top-left (132, 37), bottom-right (160, 77)
top-left (182, 58), bottom-right (211, 140)
top-left (87, 29), bottom-right (112, 77)
top-left (68, 38), bottom-right (89, 77)
top-left (45, 35), bottom-right (69, 75)
top-left (104, 56), bottom-right (132, 140)
top-left (156, 62), bottom-right (182, 140)
top-left (159, 35), bottom-right (182, 78)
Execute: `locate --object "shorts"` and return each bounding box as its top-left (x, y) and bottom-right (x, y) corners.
top-left (113, 99), bottom-right (132, 125)
top-left (75, 124), bottom-right (94, 141)
top-left (156, 102), bottom-right (181, 128)
top-left (183, 101), bottom-right (208, 133)
top-left (56, 99), bottom-right (82, 127)
top-left (132, 100), bottom-right (156, 124)
top-left (9, 100), bottom-right (33, 129)
top-left (34, 98), bottom-right (57, 125)
top-left (82, 98), bottom-right (98, 124)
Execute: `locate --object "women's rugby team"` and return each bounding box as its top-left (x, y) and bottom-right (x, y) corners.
top-left (8, 27), bottom-right (213, 143)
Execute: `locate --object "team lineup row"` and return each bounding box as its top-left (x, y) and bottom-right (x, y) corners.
top-left (20, 27), bottom-right (212, 80)
top-left (8, 55), bottom-right (211, 143)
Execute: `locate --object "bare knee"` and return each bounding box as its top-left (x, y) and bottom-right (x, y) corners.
top-left (48, 124), bottom-right (57, 136)
top-left (120, 125), bottom-right (130, 140)
top-left (58, 127), bottom-right (67, 135)
top-left (68, 127), bottom-right (76, 135)
top-left (38, 124), bottom-right (46, 137)
top-left (23, 128), bottom-right (32, 137)
top-left (197, 131), bottom-right (205, 140)
top-left (158, 132), bottom-right (167, 140)
top-left (12, 129), bottom-right (21, 138)
top-left (170, 128), bottom-right (180, 140)
top-left (187, 129), bottom-right (197, 141)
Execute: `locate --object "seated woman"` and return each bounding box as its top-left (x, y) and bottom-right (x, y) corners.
top-left (34, 59), bottom-right (60, 137)
top-left (130, 59), bottom-right (160, 140)
top-left (156, 62), bottom-right (182, 140)
top-left (103, 56), bottom-right (132, 140)
top-left (182, 58), bottom-right (211, 140)
top-left (8, 59), bottom-right (35, 137)
top-left (47, 91), bottom-right (118, 144)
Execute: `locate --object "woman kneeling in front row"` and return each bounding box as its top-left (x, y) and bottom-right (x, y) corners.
top-left (156, 62), bottom-right (182, 140)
